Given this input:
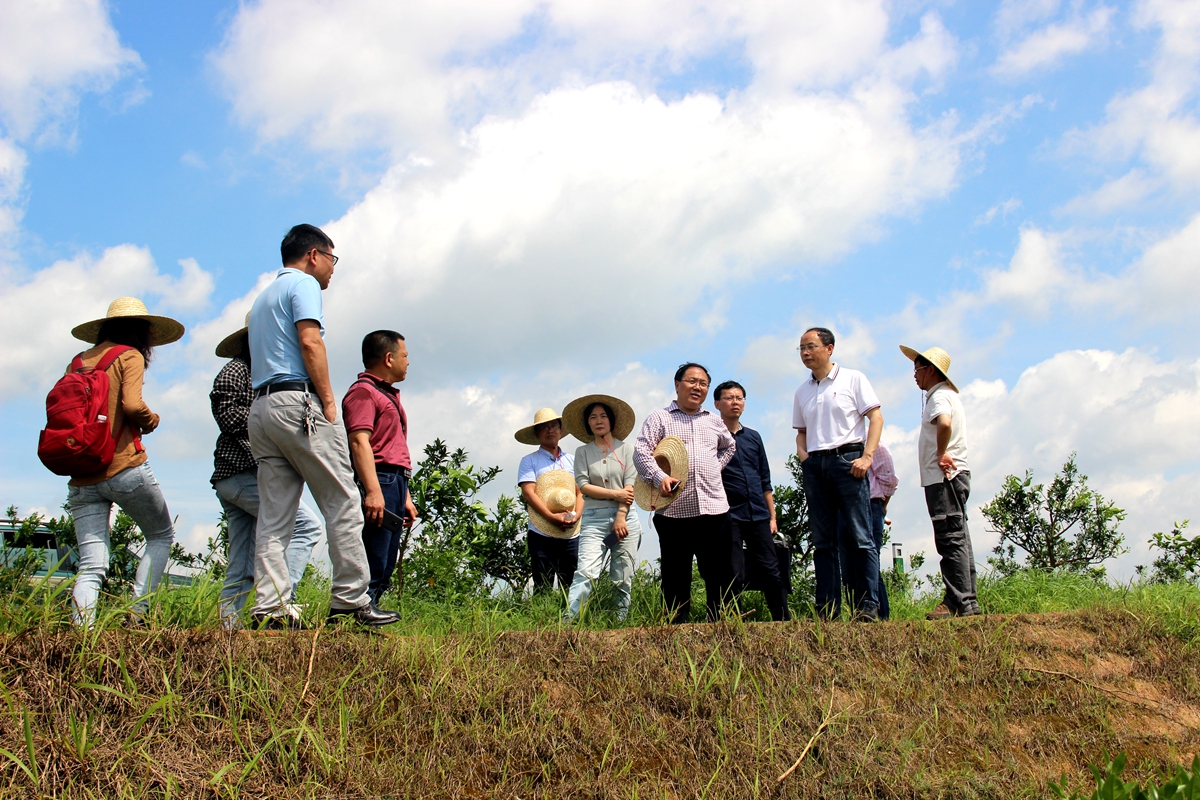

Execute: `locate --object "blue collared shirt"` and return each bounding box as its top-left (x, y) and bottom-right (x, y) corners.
top-left (720, 425), bottom-right (772, 522)
top-left (248, 268), bottom-right (325, 389)
top-left (517, 446), bottom-right (577, 537)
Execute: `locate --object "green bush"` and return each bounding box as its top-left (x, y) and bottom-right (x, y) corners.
top-left (1051, 753), bottom-right (1200, 799)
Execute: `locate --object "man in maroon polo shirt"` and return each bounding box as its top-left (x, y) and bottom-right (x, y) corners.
top-left (343, 330), bottom-right (418, 603)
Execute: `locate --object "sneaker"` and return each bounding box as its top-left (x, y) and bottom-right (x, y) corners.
top-left (959, 604), bottom-right (982, 617)
top-left (251, 612), bottom-right (307, 631)
top-left (327, 602), bottom-right (400, 628)
top-left (925, 603), bottom-right (954, 620)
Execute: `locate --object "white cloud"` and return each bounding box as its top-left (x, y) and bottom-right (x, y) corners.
top-left (0, 0), bottom-right (141, 143)
top-left (0, 246), bottom-right (215, 401)
top-left (0, 138), bottom-right (27, 238)
top-left (992, 5), bottom-right (1113, 79)
top-left (1058, 168), bottom-right (1160, 215)
top-left (974, 197), bottom-right (1023, 226)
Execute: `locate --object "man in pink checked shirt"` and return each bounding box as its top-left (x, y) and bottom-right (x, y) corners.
top-left (867, 441), bottom-right (898, 619)
top-left (634, 362), bottom-right (737, 624)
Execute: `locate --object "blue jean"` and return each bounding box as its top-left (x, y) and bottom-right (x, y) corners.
top-left (567, 506), bottom-right (642, 620)
top-left (67, 462), bottom-right (175, 625)
top-left (213, 468), bottom-right (324, 619)
top-left (801, 450), bottom-right (879, 619)
top-left (359, 470), bottom-right (408, 603)
top-left (869, 498), bottom-right (890, 620)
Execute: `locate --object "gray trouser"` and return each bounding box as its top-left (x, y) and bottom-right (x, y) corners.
top-left (924, 471), bottom-right (979, 613)
top-left (247, 390), bottom-right (370, 614)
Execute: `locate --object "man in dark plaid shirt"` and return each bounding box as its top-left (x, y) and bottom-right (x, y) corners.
top-left (210, 320), bottom-right (323, 628)
top-left (634, 362), bottom-right (737, 624)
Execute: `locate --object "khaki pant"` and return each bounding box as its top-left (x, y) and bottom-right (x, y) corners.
top-left (248, 390), bottom-right (369, 614)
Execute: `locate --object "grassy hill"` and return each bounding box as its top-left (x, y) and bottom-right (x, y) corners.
top-left (2, 586), bottom-right (1199, 799)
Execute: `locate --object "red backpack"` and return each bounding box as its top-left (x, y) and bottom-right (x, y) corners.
top-left (38, 346), bottom-right (138, 477)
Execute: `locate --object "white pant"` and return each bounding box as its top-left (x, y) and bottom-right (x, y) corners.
top-left (567, 506), bottom-right (642, 620)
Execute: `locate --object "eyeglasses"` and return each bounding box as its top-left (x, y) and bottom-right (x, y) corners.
top-left (315, 250), bottom-right (339, 266)
top-left (913, 365), bottom-right (931, 374)
top-left (680, 378), bottom-right (709, 389)
top-left (796, 343), bottom-right (827, 353)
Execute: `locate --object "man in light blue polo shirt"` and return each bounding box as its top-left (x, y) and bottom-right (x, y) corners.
top-left (515, 408), bottom-right (583, 593)
top-left (246, 223), bottom-right (399, 630)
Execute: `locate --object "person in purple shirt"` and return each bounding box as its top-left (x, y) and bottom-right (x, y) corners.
top-left (343, 330), bottom-right (418, 604)
top-left (634, 363), bottom-right (737, 624)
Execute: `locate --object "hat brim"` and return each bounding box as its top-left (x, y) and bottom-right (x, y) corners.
top-left (72, 314), bottom-right (185, 347)
top-left (215, 327), bottom-right (249, 359)
top-left (899, 344), bottom-right (957, 392)
top-left (514, 414), bottom-right (564, 446)
top-left (528, 469), bottom-right (581, 538)
top-left (561, 394), bottom-right (636, 442)
top-left (634, 436), bottom-right (689, 511)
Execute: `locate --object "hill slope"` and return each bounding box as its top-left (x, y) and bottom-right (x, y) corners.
top-left (2, 608), bottom-right (1198, 798)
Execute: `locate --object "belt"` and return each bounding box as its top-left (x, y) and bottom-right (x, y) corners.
top-left (376, 464), bottom-right (412, 479)
top-left (808, 442), bottom-right (865, 458)
top-left (254, 381), bottom-right (314, 398)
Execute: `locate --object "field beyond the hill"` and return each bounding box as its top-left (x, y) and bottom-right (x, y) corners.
top-left (2, 587), bottom-right (1200, 799)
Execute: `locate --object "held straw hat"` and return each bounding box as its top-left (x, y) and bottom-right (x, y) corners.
top-left (71, 297), bottom-right (185, 347)
top-left (633, 436), bottom-right (689, 512)
top-left (527, 469), bottom-right (581, 539)
top-left (899, 345), bottom-right (958, 392)
top-left (514, 408), bottom-right (564, 445)
top-left (215, 312), bottom-right (250, 359)
top-left (561, 394), bottom-right (636, 442)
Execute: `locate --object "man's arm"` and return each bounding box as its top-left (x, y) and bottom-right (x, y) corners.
top-left (765, 489), bottom-right (777, 534)
top-left (297, 320), bottom-right (336, 422)
top-left (715, 423), bottom-right (737, 470)
top-left (935, 413), bottom-right (954, 476)
top-left (795, 429), bottom-right (808, 461)
top-left (633, 412), bottom-right (671, 489)
top-left (850, 407), bottom-right (883, 479)
top-left (348, 429), bottom-right (382, 525)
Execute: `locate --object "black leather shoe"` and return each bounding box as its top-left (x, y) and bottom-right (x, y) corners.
top-left (251, 613), bottom-right (306, 631)
top-left (327, 602), bottom-right (400, 627)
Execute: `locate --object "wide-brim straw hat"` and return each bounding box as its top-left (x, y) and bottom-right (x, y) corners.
top-left (561, 393), bottom-right (636, 442)
top-left (215, 312), bottom-right (250, 358)
top-left (899, 345), bottom-right (958, 392)
top-left (515, 407), bottom-right (564, 445)
top-left (528, 469), bottom-right (581, 539)
top-left (634, 436), bottom-right (689, 512)
top-left (71, 297), bottom-right (185, 347)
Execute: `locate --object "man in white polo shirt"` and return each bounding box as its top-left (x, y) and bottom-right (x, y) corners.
top-left (902, 344), bottom-right (980, 620)
top-left (792, 327), bottom-right (884, 620)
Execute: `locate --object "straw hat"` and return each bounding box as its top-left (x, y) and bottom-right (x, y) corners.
top-left (899, 345), bottom-right (958, 392)
top-left (215, 312), bottom-right (250, 359)
top-left (527, 469), bottom-right (581, 539)
top-left (71, 297), bottom-right (185, 346)
top-left (561, 394), bottom-right (636, 442)
top-left (514, 408), bottom-right (564, 445)
top-left (633, 436), bottom-right (689, 512)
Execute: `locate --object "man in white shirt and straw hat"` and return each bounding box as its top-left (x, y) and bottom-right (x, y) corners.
top-left (901, 344), bottom-right (980, 620)
top-left (515, 408), bottom-right (584, 593)
top-left (634, 362), bottom-right (737, 624)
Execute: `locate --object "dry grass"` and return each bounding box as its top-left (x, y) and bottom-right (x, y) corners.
top-left (2, 605), bottom-right (1199, 799)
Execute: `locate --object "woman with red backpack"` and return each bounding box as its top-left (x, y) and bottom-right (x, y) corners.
top-left (55, 297), bottom-right (184, 626)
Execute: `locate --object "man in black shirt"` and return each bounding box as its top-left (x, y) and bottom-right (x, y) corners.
top-left (714, 380), bottom-right (789, 621)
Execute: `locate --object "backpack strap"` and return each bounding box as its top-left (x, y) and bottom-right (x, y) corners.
top-left (352, 377), bottom-right (407, 437)
top-left (85, 345), bottom-right (142, 450)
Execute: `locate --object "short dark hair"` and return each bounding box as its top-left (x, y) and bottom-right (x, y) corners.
top-left (804, 327), bottom-right (835, 346)
top-left (914, 355), bottom-right (933, 368)
top-left (533, 419), bottom-right (562, 434)
top-left (713, 380), bottom-right (745, 402)
top-left (281, 224), bottom-right (334, 266)
top-left (582, 402), bottom-right (615, 436)
top-left (674, 362), bottom-right (711, 383)
top-left (361, 330), bottom-right (405, 368)
top-left (96, 318), bottom-right (153, 366)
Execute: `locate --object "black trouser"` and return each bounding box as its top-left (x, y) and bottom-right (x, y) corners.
top-left (924, 471), bottom-right (978, 613)
top-left (731, 518), bottom-right (790, 621)
top-left (655, 512), bottom-right (735, 624)
top-left (527, 530), bottom-right (579, 593)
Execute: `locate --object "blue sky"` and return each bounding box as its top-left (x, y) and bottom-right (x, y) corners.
top-left (2, 0), bottom-right (1198, 580)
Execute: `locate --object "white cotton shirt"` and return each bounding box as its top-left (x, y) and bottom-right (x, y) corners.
top-left (792, 363), bottom-right (881, 452)
top-left (918, 382), bottom-right (969, 486)
top-left (517, 447), bottom-right (579, 538)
